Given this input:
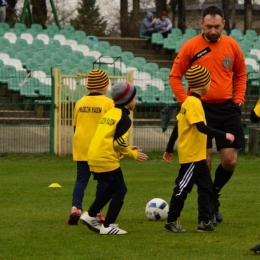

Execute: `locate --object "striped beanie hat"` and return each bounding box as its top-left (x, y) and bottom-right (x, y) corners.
top-left (185, 65), bottom-right (211, 91)
top-left (111, 82), bottom-right (136, 106)
top-left (87, 69), bottom-right (109, 91)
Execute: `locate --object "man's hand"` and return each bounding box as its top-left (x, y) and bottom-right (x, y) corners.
top-left (163, 152), bottom-right (173, 163)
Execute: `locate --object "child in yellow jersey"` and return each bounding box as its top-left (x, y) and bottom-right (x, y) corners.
top-left (249, 97), bottom-right (260, 253)
top-left (80, 82), bottom-right (148, 235)
top-left (67, 69), bottom-right (114, 225)
top-left (250, 97), bottom-right (260, 123)
top-left (163, 65), bottom-right (234, 233)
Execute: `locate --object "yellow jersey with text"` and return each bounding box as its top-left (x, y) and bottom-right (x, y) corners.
top-left (177, 95), bottom-right (207, 164)
top-left (72, 93), bottom-right (114, 161)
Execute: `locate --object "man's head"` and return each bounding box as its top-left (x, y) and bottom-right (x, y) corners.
top-left (200, 6), bottom-right (225, 42)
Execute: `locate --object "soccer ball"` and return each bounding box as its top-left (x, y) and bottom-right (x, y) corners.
top-left (145, 198), bottom-right (169, 221)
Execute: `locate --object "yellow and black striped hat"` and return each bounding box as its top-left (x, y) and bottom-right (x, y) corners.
top-left (185, 65), bottom-right (211, 91)
top-left (87, 69), bottom-right (109, 91)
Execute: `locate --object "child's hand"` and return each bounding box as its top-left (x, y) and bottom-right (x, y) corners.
top-left (163, 152), bottom-right (173, 163)
top-left (137, 151), bottom-right (148, 161)
top-left (226, 133), bottom-right (235, 143)
top-left (119, 154), bottom-right (124, 160)
top-left (131, 146), bottom-right (142, 151)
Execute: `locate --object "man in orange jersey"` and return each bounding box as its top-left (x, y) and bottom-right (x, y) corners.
top-left (168, 6), bottom-right (247, 226)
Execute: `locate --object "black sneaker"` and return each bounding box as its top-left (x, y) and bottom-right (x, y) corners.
top-left (250, 244), bottom-right (260, 254)
top-left (210, 213), bottom-right (217, 226)
top-left (197, 221), bottom-right (215, 232)
top-left (215, 211), bottom-right (223, 223)
top-left (165, 221), bottom-right (186, 233)
top-left (212, 194), bottom-right (223, 223)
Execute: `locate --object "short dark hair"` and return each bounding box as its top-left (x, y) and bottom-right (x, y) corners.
top-left (202, 6), bottom-right (224, 20)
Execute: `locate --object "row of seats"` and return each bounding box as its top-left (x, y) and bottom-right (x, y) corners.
top-left (0, 22), bottom-right (176, 103)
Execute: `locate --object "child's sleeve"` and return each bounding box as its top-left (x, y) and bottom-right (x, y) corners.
top-left (113, 115), bottom-right (138, 160)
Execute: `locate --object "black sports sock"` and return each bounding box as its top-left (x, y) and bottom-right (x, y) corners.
top-left (213, 164), bottom-right (233, 196)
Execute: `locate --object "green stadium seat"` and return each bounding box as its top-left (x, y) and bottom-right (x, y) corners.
top-left (25, 28), bottom-right (38, 37)
top-left (163, 37), bottom-right (176, 51)
top-left (139, 28), bottom-right (151, 39)
top-left (156, 67), bottom-right (171, 84)
top-left (7, 77), bottom-right (24, 92)
top-left (109, 45), bottom-right (122, 54)
top-left (20, 78), bottom-right (39, 98)
top-left (185, 28), bottom-right (197, 37)
top-left (62, 25), bottom-right (75, 34)
top-left (141, 62), bottom-right (159, 74)
top-left (230, 29), bottom-right (243, 41)
top-left (222, 29), bottom-right (228, 35)
top-left (171, 28), bottom-right (182, 38)
top-left (86, 35), bottom-right (99, 47)
top-left (0, 65), bottom-right (16, 83)
top-left (158, 89), bottom-right (177, 105)
top-left (141, 87), bottom-right (160, 105)
top-left (245, 29), bottom-right (258, 41)
top-left (0, 22), bottom-right (10, 32)
top-left (151, 33), bottom-right (164, 46)
top-left (31, 23), bottom-right (43, 33)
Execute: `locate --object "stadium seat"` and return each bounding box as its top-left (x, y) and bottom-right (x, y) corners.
top-left (250, 49), bottom-right (260, 61)
top-left (7, 76), bottom-right (25, 92)
top-left (8, 58), bottom-right (24, 70)
top-left (20, 78), bottom-right (40, 98)
top-left (245, 57), bottom-right (259, 71)
top-left (25, 28), bottom-right (38, 37)
top-left (77, 44), bottom-right (90, 56)
top-left (139, 28), bottom-right (151, 39)
top-left (148, 77), bottom-right (165, 91)
top-left (86, 35), bottom-right (99, 47)
top-left (13, 38), bottom-right (28, 50)
top-left (141, 87), bottom-right (160, 105)
top-left (158, 89), bottom-right (177, 105)
top-left (109, 45), bottom-right (122, 54)
top-left (156, 67), bottom-right (171, 84)
top-left (58, 29), bottom-right (72, 39)
top-left (88, 50), bottom-right (102, 60)
top-left (20, 33), bottom-right (34, 44)
top-left (245, 29), bottom-right (258, 41)
top-left (121, 51), bottom-right (134, 62)
top-left (36, 33), bottom-right (50, 45)
top-left (163, 37), bottom-right (176, 51)
top-left (62, 25), bottom-right (75, 35)
top-left (151, 33), bottom-right (164, 46)
top-left (185, 28), bottom-right (197, 37)
top-left (31, 23), bottom-right (43, 33)
top-left (0, 53), bottom-right (10, 65)
top-left (171, 28), bottom-right (182, 38)
top-left (4, 32), bottom-right (17, 44)
top-left (65, 39), bottom-right (78, 51)
top-left (0, 65), bottom-right (16, 83)
top-left (230, 29), bottom-right (243, 41)
top-left (53, 34), bottom-right (67, 45)
top-left (0, 22), bottom-right (10, 32)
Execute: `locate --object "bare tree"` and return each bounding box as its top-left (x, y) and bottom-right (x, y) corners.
top-left (169, 0), bottom-right (178, 28)
top-left (155, 0), bottom-right (167, 15)
top-left (6, 0), bottom-right (18, 26)
top-left (222, 0), bottom-right (230, 34)
top-left (177, 0), bottom-right (185, 33)
top-left (120, 0), bottom-right (128, 37)
top-left (129, 0), bottom-right (141, 37)
top-left (230, 0), bottom-right (236, 30)
top-left (31, 0), bottom-right (48, 29)
top-left (244, 0), bottom-right (252, 33)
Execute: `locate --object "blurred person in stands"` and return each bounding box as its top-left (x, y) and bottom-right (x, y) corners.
top-left (0, 0), bottom-right (7, 22)
top-left (155, 10), bottom-right (172, 38)
top-left (141, 12), bottom-right (157, 37)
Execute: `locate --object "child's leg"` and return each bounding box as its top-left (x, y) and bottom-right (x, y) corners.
top-left (88, 185), bottom-right (114, 217)
top-left (196, 160), bottom-right (213, 223)
top-left (72, 161), bottom-right (92, 210)
top-left (103, 177), bottom-right (127, 227)
top-left (167, 163), bottom-right (195, 222)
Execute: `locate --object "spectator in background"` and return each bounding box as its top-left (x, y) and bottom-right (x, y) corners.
top-left (0, 0), bottom-right (7, 22)
top-left (155, 11), bottom-right (172, 38)
top-left (141, 12), bottom-right (157, 37)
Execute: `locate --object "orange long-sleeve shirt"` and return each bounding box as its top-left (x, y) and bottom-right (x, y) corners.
top-left (169, 34), bottom-right (247, 104)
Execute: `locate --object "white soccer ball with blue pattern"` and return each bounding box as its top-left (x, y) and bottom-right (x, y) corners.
top-left (145, 198), bottom-right (169, 221)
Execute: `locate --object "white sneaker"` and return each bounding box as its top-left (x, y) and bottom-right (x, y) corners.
top-left (80, 211), bottom-right (100, 233)
top-left (100, 224), bottom-right (128, 235)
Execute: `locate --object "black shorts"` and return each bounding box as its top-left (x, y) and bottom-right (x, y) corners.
top-left (202, 99), bottom-right (245, 151)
